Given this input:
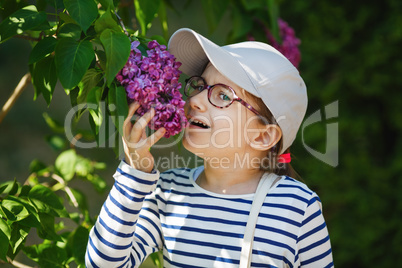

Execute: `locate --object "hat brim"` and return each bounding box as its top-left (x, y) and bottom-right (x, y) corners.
top-left (168, 28), bottom-right (260, 98)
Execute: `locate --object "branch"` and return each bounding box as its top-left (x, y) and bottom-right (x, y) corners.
top-left (5, 257), bottom-right (36, 268)
top-left (115, 11), bottom-right (129, 36)
top-left (50, 173), bottom-right (79, 208)
top-left (0, 73), bottom-right (32, 124)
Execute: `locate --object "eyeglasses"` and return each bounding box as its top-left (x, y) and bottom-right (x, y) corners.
top-left (184, 76), bottom-right (261, 116)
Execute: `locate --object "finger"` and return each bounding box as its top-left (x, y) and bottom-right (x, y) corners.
top-left (145, 127), bottom-right (166, 148)
top-left (130, 108), bottom-right (156, 140)
top-left (124, 102), bottom-right (140, 138)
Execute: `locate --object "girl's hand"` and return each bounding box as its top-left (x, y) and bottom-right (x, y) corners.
top-left (122, 102), bottom-right (166, 173)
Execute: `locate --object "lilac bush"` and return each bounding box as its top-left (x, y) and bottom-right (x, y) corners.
top-left (266, 19), bottom-right (301, 68)
top-left (116, 40), bottom-right (187, 138)
top-left (249, 19), bottom-right (301, 68)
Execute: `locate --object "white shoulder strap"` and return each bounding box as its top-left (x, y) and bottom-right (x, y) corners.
top-left (239, 173), bottom-right (279, 268)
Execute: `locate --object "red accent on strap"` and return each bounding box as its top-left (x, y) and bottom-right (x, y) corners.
top-left (278, 153), bottom-right (291, 163)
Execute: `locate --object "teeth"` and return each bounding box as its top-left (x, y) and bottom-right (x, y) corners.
top-left (191, 119), bottom-right (209, 128)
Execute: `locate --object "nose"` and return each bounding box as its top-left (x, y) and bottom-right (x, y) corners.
top-left (187, 89), bottom-right (209, 112)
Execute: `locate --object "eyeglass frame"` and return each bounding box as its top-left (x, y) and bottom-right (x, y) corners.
top-left (184, 76), bottom-right (262, 116)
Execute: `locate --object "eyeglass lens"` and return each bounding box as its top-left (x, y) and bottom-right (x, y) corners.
top-left (186, 77), bottom-right (234, 108)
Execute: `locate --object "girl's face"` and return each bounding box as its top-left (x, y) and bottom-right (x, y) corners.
top-left (183, 64), bottom-right (265, 160)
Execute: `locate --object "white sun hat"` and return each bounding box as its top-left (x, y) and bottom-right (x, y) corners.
top-left (168, 28), bottom-right (307, 154)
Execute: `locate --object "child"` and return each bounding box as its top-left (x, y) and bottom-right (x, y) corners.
top-left (86, 28), bottom-right (333, 267)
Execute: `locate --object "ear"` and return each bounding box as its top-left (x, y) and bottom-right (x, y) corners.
top-left (248, 124), bottom-right (282, 151)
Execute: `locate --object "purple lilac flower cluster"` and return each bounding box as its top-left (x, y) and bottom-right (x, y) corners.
top-left (266, 19), bottom-right (301, 68)
top-left (116, 40), bottom-right (187, 138)
top-left (249, 19), bottom-right (301, 68)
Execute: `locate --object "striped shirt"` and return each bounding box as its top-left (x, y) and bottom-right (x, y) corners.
top-left (86, 161), bottom-right (333, 267)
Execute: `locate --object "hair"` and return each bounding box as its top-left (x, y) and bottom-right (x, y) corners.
top-left (244, 91), bottom-right (300, 179)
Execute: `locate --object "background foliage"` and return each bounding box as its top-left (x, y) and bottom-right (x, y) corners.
top-left (1, 0), bottom-right (402, 267)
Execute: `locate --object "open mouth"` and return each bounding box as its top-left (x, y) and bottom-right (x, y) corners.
top-left (189, 118), bottom-right (210, 129)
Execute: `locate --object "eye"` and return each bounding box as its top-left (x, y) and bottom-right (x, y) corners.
top-left (218, 91), bottom-right (231, 101)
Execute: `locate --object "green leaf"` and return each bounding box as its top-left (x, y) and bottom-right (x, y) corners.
top-left (29, 244), bottom-right (68, 268)
top-left (134, 0), bottom-right (161, 34)
top-left (55, 37), bottom-right (95, 89)
top-left (0, 179), bottom-right (19, 196)
top-left (201, 0), bottom-right (229, 33)
top-left (72, 226), bottom-right (89, 265)
top-left (0, 218), bottom-right (11, 240)
top-left (230, 5), bottom-right (253, 41)
top-left (37, 213), bottom-right (62, 241)
top-left (43, 113), bottom-right (65, 133)
top-left (0, 228), bottom-right (9, 261)
top-left (87, 86), bottom-right (103, 134)
top-left (55, 149), bottom-right (77, 181)
top-left (28, 37), bottom-right (58, 64)
top-left (108, 84), bottom-right (128, 136)
top-left (45, 135), bottom-right (67, 151)
top-left (77, 68), bottom-right (103, 105)
top-left (0, 5), bottom-right (48, 43)
top-left (267, 0), bottom-right (280, 41)
top-left (87, 173), bottom-right (107, 192)
top-left (100, 29), bottom-right (131, 86)
top-left (69, 188), bottom-right (88, 211)
top-left (240, 0), bottom-right (266, 10)
top-left (63, 0), bottom-right (98, 32)
top-left (9, 224), bottom-right (30, 254)
top-left (97, 0), bottom-right (114, 10)
top-left (1, 199), bottom-right (30, 222)
top-left (116, 86), bottom-right (129, 132)
top-left (28, 185), bottom-right (64, 213)
top-left (57, 23), bottom-right (82, 40)
top-left (95, 9), bottom-right (121, 33)
top-left (31, 55), bottom-right (57, 106)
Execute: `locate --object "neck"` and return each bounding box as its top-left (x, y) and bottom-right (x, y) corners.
top-left (197, 158), bottom-right (265, 195)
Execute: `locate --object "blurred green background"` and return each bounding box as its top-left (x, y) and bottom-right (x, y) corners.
top-left (1, 0), bottom-right (402, 267)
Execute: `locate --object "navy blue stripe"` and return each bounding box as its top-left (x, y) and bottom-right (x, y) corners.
top-left (163, 256), bottom-right (205, 268)
top-left (299, 235), bottom-right (330, 254)
top-left (86, 250), bottom-right (100, 268)
top-left (301, 248), bottom-right (332, 266)
top-left (155, 195), bottom-right (250, 215)
top-left (141, 206), bottom-right (159, 219)
top-left (117, 256), bottom-right (130, 268)
top-left (277, 183), bottom-right (312, 195)
top-left (117, 167), bottom-right (156, 186)
top-left (89, 236), bottom-right (126, 262)
top-left (165, 236), bottom-right (240, 251)
top-left (263, 202), bottom-right (305, 216)
top-left (161, 211), bottom-right (246, 227)
top-left (99, 217), bottom-right (134, 238)
top-left (115, 180), bottom-right (151, 196)
top-left (103, 203), bottom-right (136, 226)
top-left (166, 249), bottom-right (238, 264)
top-left (308, 195), bottom-right (321, 206)
top-left (159, 177), bottom-right (193, 187)
top-left (94, 226), bottom-right (131, 250)
top-left (269, 193), bottom-right (309, 204)
top-left (109, 193), bottom-right (142, 214)
top-left (298, 222), bottom-right (327, 242)
top-left (162, 169), bottom-right (192, 179)
top-left (259, 212), bottom-right (301, 227)
top-left (139, 213), bottom-right (162, 244)
top-left (250, 262), bottom-right (278, 268)
top-left (137, 222), bottom-right (158, 246)
top-left (161, 223), bottom-right (243, 238)
top-left (132, 240), bottom-right (142, 262)
top-left (158, 186), bottom-right (253, 204)
top-left (252, 248), bottom-right (292, 267)
top-left (256, 224), bottom-right (298, 241)
top-left (324, 261), bottom-right (334, 268)
top-left (254, 236), bottom-right (295, 255)
top-left (302, 209), bottom-right (321, 226)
